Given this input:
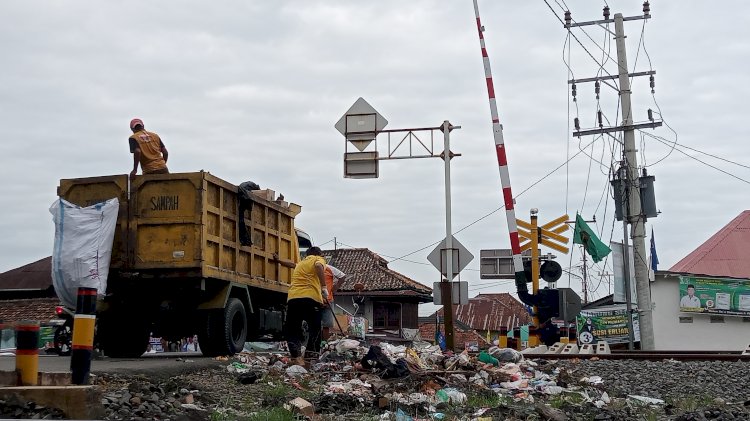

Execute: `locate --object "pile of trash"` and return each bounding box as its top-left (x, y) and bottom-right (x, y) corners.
top-left (218, 338), bottom-right (636, 419)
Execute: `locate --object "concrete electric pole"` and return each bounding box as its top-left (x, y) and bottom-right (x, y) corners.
top-left (567, 3), bottom-right (661, 350)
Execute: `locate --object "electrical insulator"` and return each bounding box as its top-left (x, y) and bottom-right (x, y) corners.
top-left (594, 81), bottom-right (600, 100)
top-left (574, 117), bottom-right (580, 131)
top-left (648, 109), bottom-right (654, 122)
top-left (597, 111), bottom-right (603, 128)
top-left (643, 1), bottom-right (651, 15)
top-left (649, 75), bottom-right (655, 93)
top-left (571, 83), bottom-right (577, 102)
top-left (564, 10), bottom-right (572, 27)
top-left (603, 6), bottom-right (610, 20)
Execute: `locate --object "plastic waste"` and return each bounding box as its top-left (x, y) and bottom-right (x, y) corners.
top-left (396, 408), bottom-right (413, 421)
top-left (436, 389), bottom-right (449, 403)
top-left (431, 413), bottom-right (445, 420)
top-left (628, 395), bottom-right (665, 405)
top-left (226, 362), bottom-right (250, 374)
top-left (285, 365), bottom-right (308, 377)
top-left (442, 388), bottom-right (467, 404)
top-left (478, 351), bottom-right (499, 367)
top-left (335, 339), bottom-right (361, 353)
top-left (488, 346), bottom-right (524, 363)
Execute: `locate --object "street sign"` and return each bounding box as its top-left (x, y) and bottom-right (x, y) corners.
top-left (335, 97), bottom-right (389, 151)
top-left (433, 281), bottom-right (469, 305)
top-left (344, 151), bottom-right (379, 179)
top-left (517, 214), bottom-right (570, 254)
top-left (427, 235), bottom-right (474, 280)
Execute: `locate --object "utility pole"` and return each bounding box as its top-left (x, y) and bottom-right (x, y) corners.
top-left (580, 252), bottom-right (588, 304)
top-left (617, 167), bottom-right (636, 350)
top-left (335, 98), bottom-right (467, 351)
top-left (614, 13), bottom-right (654, 351)
top-left (440, 120), bottom-right (456, 351)
top-left (567, 3), bottom-right (660, 350)
top-left (597, 271), bottom-right (613, 295)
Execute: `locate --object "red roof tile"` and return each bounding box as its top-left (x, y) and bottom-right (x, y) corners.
top-left (418, 321), bottom-right (489, 348)
top-left (0, 257), bottom-right (53, 291)
top-left (432, 293), bottom-right (532, 331)
top-left (670, 210), bottom-right (750, 278)
top-left (0, 298), bottom-right (61, 324)
top-left (322, 248), bottom-right (432, 300)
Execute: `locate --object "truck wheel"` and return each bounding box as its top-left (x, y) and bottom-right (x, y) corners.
top-left (99, 316), bottom-right (150, 358)
top-left (222, 298), bottom-right (248, 355)
top-left (200, 299), bottom-right (248, 356)
top-left (198, 309), bottom-right (221, 357)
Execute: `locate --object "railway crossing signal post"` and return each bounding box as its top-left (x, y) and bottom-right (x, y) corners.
top-left (517, 211), bottom-right (570, 346)
top-left (336, 98), bottom-right (467, 350)
top-left (567, 3), bottom-right (660, 350)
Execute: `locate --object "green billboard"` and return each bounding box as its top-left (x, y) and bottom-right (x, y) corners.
top-left (679, 276), bottom-right (750, 317)
top-left (576, 310), bottom-right (639, 345)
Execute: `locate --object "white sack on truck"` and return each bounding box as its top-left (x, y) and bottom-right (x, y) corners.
top-left (49, 197), bottom-right (119, 310)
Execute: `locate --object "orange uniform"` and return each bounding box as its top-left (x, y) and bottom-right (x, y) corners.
top-left (129, 130), bottom-right (167, 173)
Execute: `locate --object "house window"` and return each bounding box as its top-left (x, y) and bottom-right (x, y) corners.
top-left (710, 316), bottom-right (724, 323)
top-left (678, 316), bottom-right (693, 323)
top-left (373, 302), bottom-right (401, 330)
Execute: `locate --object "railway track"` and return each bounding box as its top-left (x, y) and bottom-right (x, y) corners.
top-left (527, 350), bottom-right (750, 361)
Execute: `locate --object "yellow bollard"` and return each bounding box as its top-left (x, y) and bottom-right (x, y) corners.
top-left (15, 320), bottom-right (40, 386)
top-left (71, 287), bottom-right (97, 385)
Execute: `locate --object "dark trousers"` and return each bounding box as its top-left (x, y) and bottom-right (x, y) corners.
top-left (285, 298), bottom-right (322, 358)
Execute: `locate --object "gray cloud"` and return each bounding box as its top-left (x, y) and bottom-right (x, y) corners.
top-left (2, 1), bottom-right (749, 316)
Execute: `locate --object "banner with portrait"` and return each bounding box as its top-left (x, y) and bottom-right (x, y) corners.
top-left (576, 310), bottom-right (640, 345)
top-left (679, 276), bottom-right (750, 317)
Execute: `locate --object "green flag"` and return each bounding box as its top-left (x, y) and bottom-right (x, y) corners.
top-left (573, 214), bottom-right (611, 262)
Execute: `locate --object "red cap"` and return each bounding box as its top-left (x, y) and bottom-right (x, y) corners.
top-left (130, 118), bottom-right (144, 130)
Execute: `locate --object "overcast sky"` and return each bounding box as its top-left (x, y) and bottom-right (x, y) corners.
top-left (2, 1), bottom-right (749, 316)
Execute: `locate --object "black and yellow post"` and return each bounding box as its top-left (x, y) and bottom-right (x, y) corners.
top-left (560, 326), bottom-right (569, 344)
top-left (15, 320), bottom-right (40, 386)
top-left (528, 210), bottom-right (541, 347)
top-left (71, 287), bottom-right (97, 385)
top-left (498, 326), bottom-right (508, 348)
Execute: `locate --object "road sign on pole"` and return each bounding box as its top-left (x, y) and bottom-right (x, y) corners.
top-left (432, 281), bottom-right (469, 305)
top-left (427, 235), bottom-right (474, 280)
top-left (335, 97), bottom-right (388, 151)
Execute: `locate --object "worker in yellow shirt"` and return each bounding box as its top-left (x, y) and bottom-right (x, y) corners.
top-left (285, 246), bottom-right (327, 366)
top-left (129, 118), bottom-right (169, 181)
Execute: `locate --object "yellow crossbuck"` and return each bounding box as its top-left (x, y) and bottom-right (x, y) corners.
top-left (517, 214), bottom-right (570, 254)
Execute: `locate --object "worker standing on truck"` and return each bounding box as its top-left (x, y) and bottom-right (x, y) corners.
top-left (129, 118), bottom-right (169, 181)
top-left (284, 246), bottom-right (327, 366)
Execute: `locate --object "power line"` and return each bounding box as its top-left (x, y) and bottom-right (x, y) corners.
top-left (646, 133), bottom-right (750, 185)
top-left (387, 136), bottom-right (601, 265)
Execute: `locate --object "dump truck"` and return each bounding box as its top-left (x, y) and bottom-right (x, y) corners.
top-left (56, 171), bottom-right (308, 357)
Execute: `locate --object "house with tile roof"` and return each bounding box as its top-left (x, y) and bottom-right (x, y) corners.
top-left (322, 248), bottom-right (432, 340)
top-left (651, 210), bottom-right (750, 351)
top-left (428, 292), bottom-right (532, 346)
top-left (0, 257), bottom-right (60, 326)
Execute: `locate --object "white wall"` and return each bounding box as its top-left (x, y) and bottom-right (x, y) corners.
top-left (651, 274), bottom-right (750, 351)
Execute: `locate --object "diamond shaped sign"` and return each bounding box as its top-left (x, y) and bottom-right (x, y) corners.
top-left (427, 235), bottom-right (474, 280)
top-left (335, 97), bottom-right (388, 151)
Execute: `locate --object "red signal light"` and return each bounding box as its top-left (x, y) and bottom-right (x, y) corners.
top-left (55, 306), bottom-right (64, 315)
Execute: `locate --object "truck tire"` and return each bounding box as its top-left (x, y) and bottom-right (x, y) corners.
top-left (197, 309), bottom-right (221, 357)
top-left (99, 315), bottom-right (150, 358)
top-left (222, 298), bottom-right (248, 355)
top-left (200, 298), bottom-right (248, 356)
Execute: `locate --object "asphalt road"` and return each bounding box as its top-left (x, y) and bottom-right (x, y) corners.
top-left (0, 352), bottom-right (225, 378)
